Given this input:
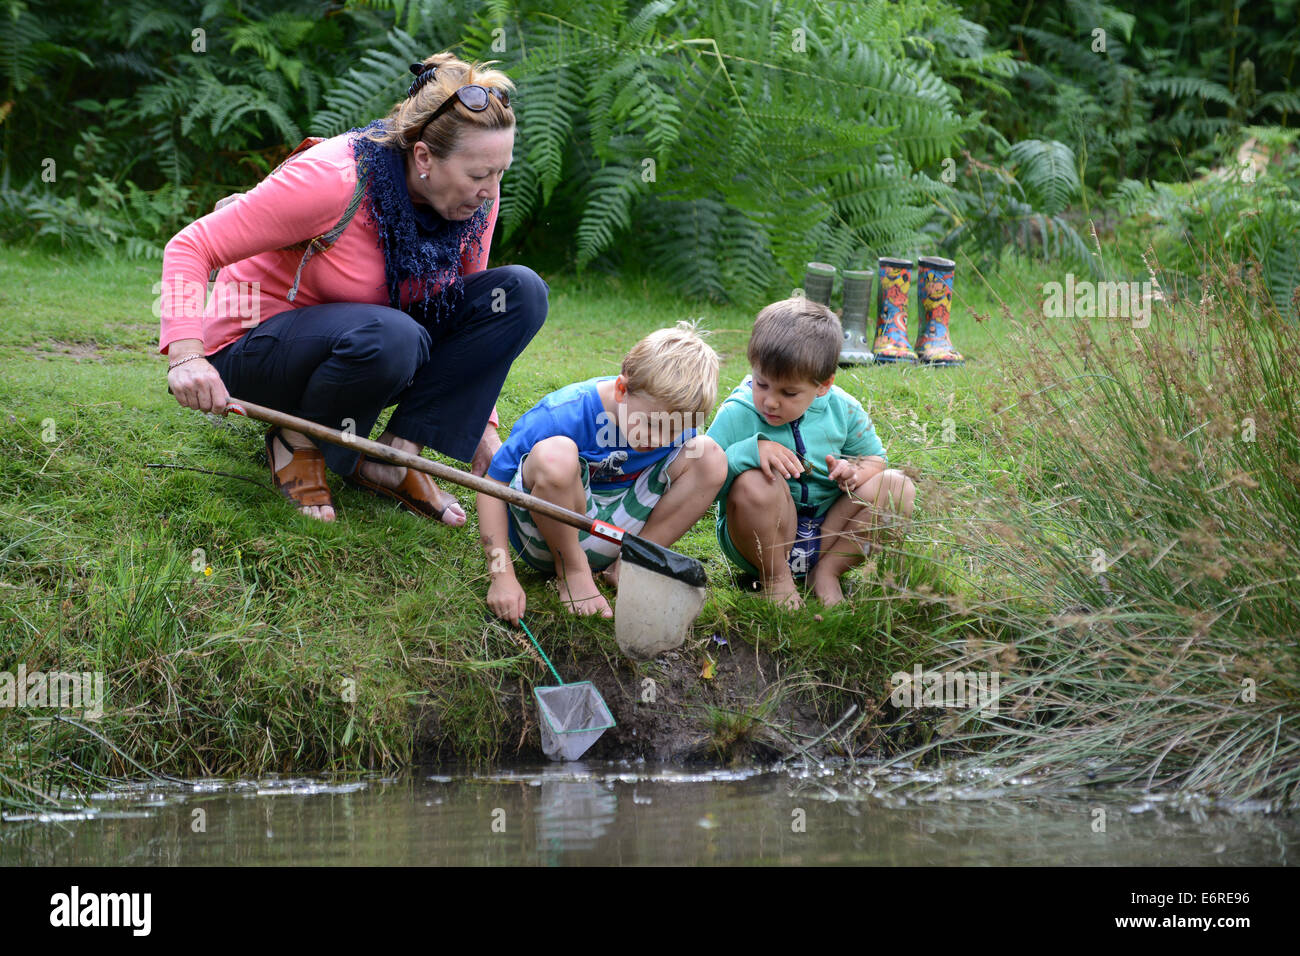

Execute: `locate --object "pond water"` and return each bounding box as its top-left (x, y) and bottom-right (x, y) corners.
top-left (2, 762), bottom-right (1295, 866)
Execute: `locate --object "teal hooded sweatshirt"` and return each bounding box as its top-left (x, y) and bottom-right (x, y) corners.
top-left (706, 374), bottom-right (887, 518)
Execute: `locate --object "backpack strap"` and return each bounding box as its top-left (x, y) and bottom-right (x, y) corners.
top-left (284, 169), bottom-right (367, 302)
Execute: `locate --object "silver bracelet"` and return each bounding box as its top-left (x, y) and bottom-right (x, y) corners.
top-left (167, 353), bottom-right (204, 371)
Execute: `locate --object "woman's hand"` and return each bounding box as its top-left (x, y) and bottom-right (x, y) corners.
top-left (757, 439), bottom-right (803, 480)
top-left (167, 340), bottom-right (229, 413)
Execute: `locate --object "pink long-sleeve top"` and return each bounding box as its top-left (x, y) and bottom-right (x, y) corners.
top-left (158, 132), bottom-right (500, 427)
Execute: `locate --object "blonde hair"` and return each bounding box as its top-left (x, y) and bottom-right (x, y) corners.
top-left (748, 296), bottom-right (841, 383)
top-left (365, 51), bottom-right (516, 158)
top-left (622, 320), bottom-right (720, 418)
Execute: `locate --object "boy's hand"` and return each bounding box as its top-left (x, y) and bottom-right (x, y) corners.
top-left (826, 454), bottom-right (887, 494)
top-left (826, 455), bottom-right (857, 491)
top-left (758, 439), bottom-right (803, 480)
top-left (487, 575), bottom-right (526, 625)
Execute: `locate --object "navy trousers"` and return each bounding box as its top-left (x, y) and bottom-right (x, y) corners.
top-left (209, 264), bottom-right (548, 477)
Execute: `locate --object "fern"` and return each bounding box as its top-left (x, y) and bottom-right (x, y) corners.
top-left (624, 0), bottom-right (674, 45)
top-left (640, 197), bottom-right (730, 302)
top-left (123, 4), bottom-right (193, 47)
top-left (1007, 139), bottom-right (1080, 216)
top-left (311, 28), bottom-right (426, 134)
top-left (576, 160), bottom-right (646, 268)
top-left (229, 13), bottom-right (317, 88)
top-left (1255, 90), bottom-right (1300, 118)
top-left (516, 61), bottom-right (584, 203)
top-left (1264, 241), bottom-right (1300, 318)
top-left (1141, 75), bottom-right (1236, 108)
top-left (0, 1), bottom-right (48, 93)
top-left (608, 55), bottom-right (682, 157)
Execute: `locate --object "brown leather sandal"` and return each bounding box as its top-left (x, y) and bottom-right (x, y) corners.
top-left (347, 456), bottom-right (465, 526)
top-left (265, 428), bottom-right (334, 511)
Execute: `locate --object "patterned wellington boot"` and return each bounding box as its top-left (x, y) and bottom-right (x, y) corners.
top-left (915, 256), bottom-right (965, 366)
top-left (837, 268), bottom-right (874, 365)
top-left (872, 257), bottom-right (918, 363)
top-left (803, 262), bottom-right (836, 307)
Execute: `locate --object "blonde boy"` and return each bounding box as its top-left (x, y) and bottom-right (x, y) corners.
top-left (480, 322), bottom-right (727, 623)
top-left (707, 297), bottom-right (916, 608)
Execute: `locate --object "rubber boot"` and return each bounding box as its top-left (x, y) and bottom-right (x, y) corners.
top-left (837, 268), bottom-right (874, 365)
top-left (914, 256), bottom-right (964, 366)
top-left (802, 262), bottom-right (836, 307)
top-left (872, 257), bottom-right (917, 363)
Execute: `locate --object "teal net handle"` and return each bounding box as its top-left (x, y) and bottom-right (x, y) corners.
top-left (519, 619), bottom-right (564, 686)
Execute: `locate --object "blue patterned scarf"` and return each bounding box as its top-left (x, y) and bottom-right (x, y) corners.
top-left (349, 120), bottom-right (491, 329)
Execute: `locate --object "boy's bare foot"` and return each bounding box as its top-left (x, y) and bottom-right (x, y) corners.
top-left (764, 575), bottom-right (804, 609)
top-left (557, 571), bottom-right (614, 618)
top-left (269, 428), bottom-right (336, 522)
top-left (599, 557), bottom-right (621, 590)
top-left (809, 566), bottom-right (846, 607)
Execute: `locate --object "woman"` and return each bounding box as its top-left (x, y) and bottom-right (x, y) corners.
top-left (159, 52), bottom-right (546, 524)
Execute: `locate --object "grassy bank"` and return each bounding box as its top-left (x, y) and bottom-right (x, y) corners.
top-left (1, 244), bottom-right (1296, 811)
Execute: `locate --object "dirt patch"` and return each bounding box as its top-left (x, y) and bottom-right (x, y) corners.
top-left (20, 340), bottom-right (143, 361)
top-left (416, 635), bottom-right (878, 766)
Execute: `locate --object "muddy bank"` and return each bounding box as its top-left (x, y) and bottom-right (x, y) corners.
top-left (415, 633), bottom-right (883, 765)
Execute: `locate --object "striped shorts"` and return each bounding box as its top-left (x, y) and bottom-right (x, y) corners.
top-left (506, 446), bottom-right (682, 574)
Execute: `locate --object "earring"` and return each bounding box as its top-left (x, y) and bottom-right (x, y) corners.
top-left (419, 172), bottom-right (427, 179)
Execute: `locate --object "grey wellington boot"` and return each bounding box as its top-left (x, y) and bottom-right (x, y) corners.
top-left (803, 262), bottom-right (836, 306)
top-left (838, 268), bottom-right (875, 365)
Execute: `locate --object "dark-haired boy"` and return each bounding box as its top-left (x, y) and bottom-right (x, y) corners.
top-left (706, 296), bottom-right (916, 608)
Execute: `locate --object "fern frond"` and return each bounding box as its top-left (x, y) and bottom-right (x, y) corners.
top-left (312, 28), bottom-right (426, 135)
top-left (517, 63), bottom-right (584, 203)
top-left (622, 0), bottom-right (674, 46)
top-left (576, 161), bottom-right (647, 268)
top-left (1256, 90), bottom-right (1300, 117)
top-left (0, 4), bottom-right (46, 92)
top-left (1141, 75), bottom-right (1236, 107)
top-left (1007, 139), bottom-right (1080, 215)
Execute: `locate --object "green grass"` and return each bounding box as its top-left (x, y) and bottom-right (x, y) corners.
top-left (1, 242), bottom-right (1297, 810)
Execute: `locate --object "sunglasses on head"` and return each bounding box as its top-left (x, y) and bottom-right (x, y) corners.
top-left (410, 65), bottom-right (512, 143)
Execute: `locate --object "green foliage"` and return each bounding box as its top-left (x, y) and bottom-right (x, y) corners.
top-left (311, 0), bottom-right (989, 302)
top-left (0, 130), bottom-right (191, 258)
top-left (0, 0), bottom-right (413, 252)
top-left (935, 140), bottom-right (1094, 273)
top-left (1114, 127), bottom-right (1300, 318)
top-left (957, 0), bottom-right (1299, 189)
top-left (1007, 139), bottom-right (1080, 216)
top-left (312, 27), bottom-right (429, 136)
top-left (1, 0), bottom-right (1296, 301)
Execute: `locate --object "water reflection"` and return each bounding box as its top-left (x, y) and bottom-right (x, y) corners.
top-left (0, 764), bottom-right (1294, 866)
top-left (536, 764), bottom-right (619, 854)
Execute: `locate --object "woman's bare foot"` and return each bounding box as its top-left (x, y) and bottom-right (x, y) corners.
top-left (809, 565), bottom-right (846, 606)
top-left (357, 436), bottom-right (467, 527)
top-left (557, 571), bottom-right (614, 618)
top-left (358, 457), bottom-right (405, 489)
top-left (272, 428), bottom-right (336, 522)
top-left (763, 573), bottom-right (804, 609)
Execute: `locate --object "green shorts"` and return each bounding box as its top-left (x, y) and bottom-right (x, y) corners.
top-left (506, 447), bottom-right (682, 574)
